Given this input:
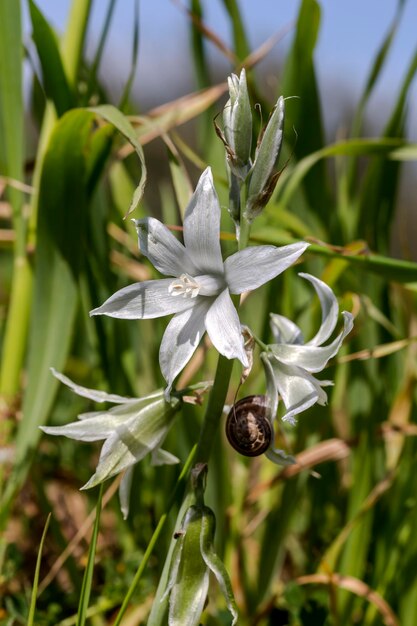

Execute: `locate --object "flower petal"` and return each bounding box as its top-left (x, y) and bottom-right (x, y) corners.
top-left (90, 279), bottom-right (194, 319)
top-left (50, 368), bottom-right (133, 404)
top-left (270, 312), bottom-right (353, 372)
top-left (135, 217), bottom-right (197, 276)
top-left (299, 273), bottom-right (339, 346)
top-left (269, 314), bottom-right (304, 345)
top-left (40, 413), bottom-right (119, 441)
top-left (266, 355), bottom-right (325, 425)
top-left (205, 289), bottom-right (248, 367)
top-left (265, 447), bottom-right (296, 466)
top-left (224, 242), bottom-right (309, 294)
top-left (151, 448), bottom-right (180, 465)
top-left (82, 397), bottom-right (179, 488)
top-left (183, 168), bottom-right (224, 275)
top-left (260, 352), bottom-right (279, 419)
top-left (159, 300), bottom-right (208, 393)
top-left (119, 467), bottom-right (134, 519)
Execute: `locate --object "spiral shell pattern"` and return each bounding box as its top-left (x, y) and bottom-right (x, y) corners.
top-left (225, 395), bottom-right (272, 457)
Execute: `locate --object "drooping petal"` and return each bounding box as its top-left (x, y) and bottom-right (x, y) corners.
top-left (82, 397), bottom-right (179, 488)
top-left (270, 312), bottom-right (354, 373)
top-left (159, 300), bottom-right (209, 393)
top-left (50, 368), bottom-right (133, 404)
top-left (151, 448), bottom-right (180, 465)
top-left (260, 352), bottom-right (279, 419)
top-left (299, 273), bottom-right (339, 346)
top-left (119, 467), bottom-right (134, 520)
top-left (40, 413), bottom-right (120, 441)
top-left (269, 314), bottom-right (304, 345)
top-left (77, 394), bottom-right (163, 420)
top-left (266, 355), bottom-right (325, 425)
top-left (205, 289), bottom-right (248, 367)
top-left (135, 217), bottom-right (198, 277)
top-left (182, 168), bottom-right (224, 275)
top-left (224, 242), bottom-right (309, 294)
top-left (90, 279), bottom-right (194, 319)
top-left (265, 447), bottom-right (296, 465)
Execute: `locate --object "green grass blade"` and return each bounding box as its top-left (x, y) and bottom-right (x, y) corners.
top-left (86, 0), bottom-right (117, 104)
top-left (357, 46), bottom-right (417, 251)
top-left (28, 0), bottom-right (74, 116)
top-left (0, 109), bottom-right (97, 524)
top-left (190, 0), bottom-right (209, 90)
top-left (90, 105), bottom-right (147, 217)
top-left (221, 0), bottom-right (251, 61)
top-left (167, 140), bottom-right (193, 219)
top-left (280, 0), bottom-right (330, 218)
top-left (76, 485), bottom-right (104, 626)
top-left (61, 0), bottom-right (93, 87)
top-left (0, 0), bottom-right (24, 248)
top-left (253, 229), bottom-right (417, 283)
top-left (351, 0), bottom-right (406, 139)
top-left (27, 513), bottom-right (51, 626)
top-left (0, 1), bottom-right (28, 403)
top-left (276, 137), bottom-right (404, 208)
top-left (119, 0), bottom-right (140, 110)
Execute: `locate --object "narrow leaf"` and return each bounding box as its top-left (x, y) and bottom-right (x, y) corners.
top-left (90, 104), bottom-right (147, 217)
top-left (28, 0), bottom-right (74, 116)
top-left (27, 513), bottom-right (51, 626)
top-left (76, 485), bottom-right (104, 626)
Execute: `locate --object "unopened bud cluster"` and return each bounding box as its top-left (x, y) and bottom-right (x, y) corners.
top-left (220, 68), bottom-right (285, 227)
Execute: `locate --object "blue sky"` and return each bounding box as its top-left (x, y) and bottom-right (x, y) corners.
top-left (25, 0), bottom-right (417, 134)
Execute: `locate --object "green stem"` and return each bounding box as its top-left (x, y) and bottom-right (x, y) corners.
top-left (238, 216), bottom-right (251, 250)
top-left (148, 176), bottom-right (253, 625)
top-left (195, 355), bottom-right (235, 464)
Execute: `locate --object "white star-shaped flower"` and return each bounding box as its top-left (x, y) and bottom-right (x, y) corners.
top-left (41, 369), bottom-right (181, 517)
top-left (91, 168), bottom-right (308, 393)
top-left (262, 273), bottom-right (354, 426)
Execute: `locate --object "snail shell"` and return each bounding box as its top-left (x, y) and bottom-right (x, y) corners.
top-left (226, 395), bottom-right (272, 457)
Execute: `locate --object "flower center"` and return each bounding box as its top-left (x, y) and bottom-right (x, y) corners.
top-left (168, 274), bottom-right (200, 298)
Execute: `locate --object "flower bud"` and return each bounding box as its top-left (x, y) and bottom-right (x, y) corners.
top-left (163, 464), bottom-right (238, 625)
top-left (245, 96), bottom-right (285, 221)
top-left (164, 504), bottom-right (237, 626)
top-left (222, 68), bottom-right (252, 179)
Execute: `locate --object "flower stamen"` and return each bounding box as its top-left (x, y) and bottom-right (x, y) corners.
top-left (168, 273), bottom-right (200, 298)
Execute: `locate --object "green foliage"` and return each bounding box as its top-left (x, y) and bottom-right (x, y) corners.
top-left (1, 1), bottom-right (417, 625)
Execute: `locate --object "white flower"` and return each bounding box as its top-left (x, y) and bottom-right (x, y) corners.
top-left (40, 369), bottom-right (181, 518)
top-left (262, 273), bottom-right (354, 426)
top-left (90, 168), bottom-right (309, 393)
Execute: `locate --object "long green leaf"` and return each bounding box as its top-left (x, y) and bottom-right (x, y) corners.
top-left (276, 137), bottom-right (405, 206)
top-left (27, 514), bottom-right (51, 626)
top-left (0, 1), bottom-right (29, 414)
top-left (252, 230), bottom-right (417, 283)
top-left (76, 485), bottom-right (103, 626)
top-left (280, 0), bottom-right (330, 218)
top-left (28, 0), bottom-right (74, 116)
top-left (357, 45), bottom-right (417, 251)
top-left (90, 104), bottom-right (147, 217)
top-left (0, 109), bottom-right (97, 523)
top-left (0, 0), bottom-right (24, 225)
top-left (350, 0), bottom-right (406, 140)
top-left (221, 0), bottom-right (251, 60)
